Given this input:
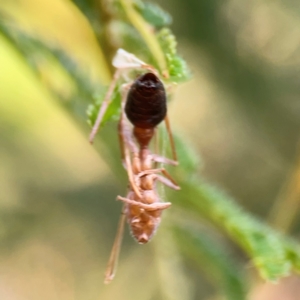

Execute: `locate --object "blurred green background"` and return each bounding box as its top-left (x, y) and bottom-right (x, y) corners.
top-left (1, 0), bottom-right (300, 299)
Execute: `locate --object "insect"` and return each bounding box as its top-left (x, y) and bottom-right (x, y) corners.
top-left (89, 49), bottom-right (180, 283)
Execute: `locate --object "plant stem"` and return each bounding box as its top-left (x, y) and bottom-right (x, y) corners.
top-left (119, 0), bottom-right (167, 73)
top-left (97, 0), bottom-right (118, 71)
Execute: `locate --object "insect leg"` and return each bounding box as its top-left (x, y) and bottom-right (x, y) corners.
top-left (117, 196), bottom-right (171, 211)
top-left (160, 168), bottom-right (180, 188)
top-left (104, 206), bottom-right (126, 284)
top-left (118, 85), bottom-right (142, 198)
top-left (137, 168), bottom-right (180, 190)
top-left (89, 69), bottom-right (122, 144)
top-left (151, 154), bottom-right (178, 166)
top-left (155, 174), bottom-right (180, 190)
top-left (164, 115), bottom-right (178, 162)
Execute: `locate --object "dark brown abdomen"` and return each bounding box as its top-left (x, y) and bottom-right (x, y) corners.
top-left (125, 73), bottom-right (167, 129)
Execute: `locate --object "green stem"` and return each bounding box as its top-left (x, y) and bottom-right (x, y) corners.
top-left (119, 0), bottom-right (167, 73)
top-left (96, 0), bottom-right (118, 72)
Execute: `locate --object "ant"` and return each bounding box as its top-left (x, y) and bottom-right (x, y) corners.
top-left (89, 49), bottom-right (180, 283)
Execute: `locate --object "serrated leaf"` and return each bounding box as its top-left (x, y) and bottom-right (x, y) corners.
top-left (157, 28), bottom-right (191, 82)
top-left (170, 150), bottom-right (300, 281)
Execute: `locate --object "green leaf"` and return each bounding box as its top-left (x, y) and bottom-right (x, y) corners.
top-left (0, 21), bottom-right (103, 120)
top-left (173, 133), bottom-right (202, 174)
top-left (157, 28), bottom-right (191, 82)
top-left (171, 144), bottom-right (300, 281)
top-left (71, 0), bottom-right (100, 23)
top-left (113, 21), bottom-right (153, 64)
top-left (87, 85), bottom-right (121, 127)
top-left (175, 225), bottom-right (247, 300)
top-left (134, 0), bottom-right (172, 28)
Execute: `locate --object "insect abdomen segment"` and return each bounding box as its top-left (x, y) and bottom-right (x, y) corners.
top-left (125, 73), bottom-right (167, 129)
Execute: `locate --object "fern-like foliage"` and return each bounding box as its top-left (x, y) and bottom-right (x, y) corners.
top-left (173, 133), bottom-right (300, 281)
top-left (1, 0), bottom-right (300, 299)
top-left (157, 28), bottom-right (191, 82)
